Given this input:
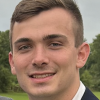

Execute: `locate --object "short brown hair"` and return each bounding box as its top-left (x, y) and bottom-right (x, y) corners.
top-left (10, 0), bottom-right (83, 51)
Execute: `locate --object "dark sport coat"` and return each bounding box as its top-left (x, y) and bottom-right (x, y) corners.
top-left (81, 88), bottom-right (99, 100)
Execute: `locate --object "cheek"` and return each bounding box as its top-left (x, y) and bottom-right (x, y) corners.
top-left (13, 54), bottom-right (32, 71)
top-left (52, 53), bottom-right (77, 91)
top-left (51, 50), bottom-right (77, 71)
top-left (51, 52), bottom-right (70, 66)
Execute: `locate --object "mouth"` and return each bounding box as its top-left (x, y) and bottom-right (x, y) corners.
top-left (28, 72), bottom-right (56, 83)
top-left (29, 73), bottom-right (55, 79)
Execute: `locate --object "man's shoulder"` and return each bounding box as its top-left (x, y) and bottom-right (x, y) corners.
top-left (0, 96), bottom-right (13, 100)
top-left (81, 88), bottom-right (99, 100)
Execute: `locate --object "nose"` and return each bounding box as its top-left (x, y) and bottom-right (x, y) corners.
top-left (32, 47), bottom-right (50, 67)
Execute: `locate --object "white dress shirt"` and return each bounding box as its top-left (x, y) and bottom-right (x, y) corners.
top-left (72, 81), bottom-right (86, 100)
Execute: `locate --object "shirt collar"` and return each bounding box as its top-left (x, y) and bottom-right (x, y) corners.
top-left (72, 81), bottom-right (86, 100)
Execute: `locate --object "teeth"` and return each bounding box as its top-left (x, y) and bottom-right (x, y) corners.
top-left (31, 74), bottom-right (54, 79)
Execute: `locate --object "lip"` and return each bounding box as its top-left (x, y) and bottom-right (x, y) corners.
top-left (28, 72), bottom-right (56, 84)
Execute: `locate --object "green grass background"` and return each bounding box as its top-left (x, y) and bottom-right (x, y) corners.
top-left (93, 92), bottom-right (100, 99)
top-left (0, 92), bottom-right (100, 100)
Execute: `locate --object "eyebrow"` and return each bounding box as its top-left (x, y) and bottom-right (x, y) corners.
top-left (14, 38), bottom-right (32, 45)
top-left (14, 34), bottom-right (67, 45)
top-left (43, 34), bottom-right (67, 41)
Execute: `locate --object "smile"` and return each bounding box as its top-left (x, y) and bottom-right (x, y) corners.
top-left (29, 73), bottom-right (55, 79)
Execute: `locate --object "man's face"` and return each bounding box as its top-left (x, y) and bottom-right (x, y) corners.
top-left (9, 8), bottom-right (81, 99)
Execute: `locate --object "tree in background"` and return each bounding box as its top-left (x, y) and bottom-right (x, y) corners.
top-left (80, 70), bottom-right (93, 89)
top-left (80, 34), bottom-right (100, 91)
top-left (0, 30), bottom-right (10, 69)
top-left (0, 65), bottom-right (12, 92)
top-left (0, 30), bottom-right (12, 92)
top-left (89, 34), bottom-right (100, 90)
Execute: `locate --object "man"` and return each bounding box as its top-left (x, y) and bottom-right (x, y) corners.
top-left (8, 0), bottom-right (99, 100)
top-left (0, 96), bottom-right (12, 100)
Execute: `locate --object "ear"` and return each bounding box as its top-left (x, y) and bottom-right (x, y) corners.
top-left (9, 52), bottom-right (16, 75)
top-left (76, 42), bottom-right (90, 68)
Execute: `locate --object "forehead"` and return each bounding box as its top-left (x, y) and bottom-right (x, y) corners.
top-left (12, 8), bottom-right (74, 42)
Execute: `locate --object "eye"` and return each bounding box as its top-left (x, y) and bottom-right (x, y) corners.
top-left (50, 42), bottom-right (62, 47)
top-left (49, 42), bottom-right (63, 50)
top-left (19, 45), bottom-right (31, 50)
